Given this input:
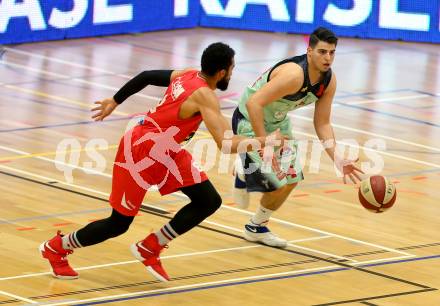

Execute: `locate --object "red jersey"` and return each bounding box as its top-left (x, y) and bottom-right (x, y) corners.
top-left (141, 70), bottom-right (208, 144)
top-left (111, 70), bottom-right (210, 214)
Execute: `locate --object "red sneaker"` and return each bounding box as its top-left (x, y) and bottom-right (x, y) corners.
top-left (39, 231), bottom-right (78, 279)
top-left (130, 233), bottom-right (170, 282)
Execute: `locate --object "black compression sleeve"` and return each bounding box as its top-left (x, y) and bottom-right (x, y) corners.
top-left (170, 181), bottom-right (222, 235)
top-left (113, 70), bottom-right (173, 104)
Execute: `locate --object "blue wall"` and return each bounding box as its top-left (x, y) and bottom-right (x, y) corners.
top-left (2, 0), bottom-right (439, 44)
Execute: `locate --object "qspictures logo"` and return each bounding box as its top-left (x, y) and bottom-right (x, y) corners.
top-left (54, 115), bottom-right (386, 187)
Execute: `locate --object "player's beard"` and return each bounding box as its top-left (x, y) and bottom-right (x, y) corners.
top-left (216, 76), bottom-right (230, 91)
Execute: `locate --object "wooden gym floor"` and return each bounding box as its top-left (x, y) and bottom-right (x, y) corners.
top-left (0, 28), bottom-right (439, 305)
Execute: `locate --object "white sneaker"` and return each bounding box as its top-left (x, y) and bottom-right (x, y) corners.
top-left (244, 224), bottom-right (287, 248)
top-left (233, 172), bottom-right (250, 209)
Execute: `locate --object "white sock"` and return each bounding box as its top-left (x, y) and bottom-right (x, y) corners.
top-left (155, 223), bottom-right (179, 246)
top-left (61, 231), bottom-right (83, 250)
top-left (249, 205), bottom-right (274, 226)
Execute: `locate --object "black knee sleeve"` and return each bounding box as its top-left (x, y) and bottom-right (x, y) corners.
top-left (201, 185), bottom-right (222, 216)
top-left (169, 180), bottom-right (222, 235)
top-left (110, 209), bottom-right (134, 236)
top-left (76, 209), bottom-right (134, 247)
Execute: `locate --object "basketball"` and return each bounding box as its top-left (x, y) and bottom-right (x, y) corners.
top-left (358, 175), bottom-right (397, 213)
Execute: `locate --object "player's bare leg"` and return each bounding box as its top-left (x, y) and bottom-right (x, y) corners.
top-left (261, 183), bottom-right (297, 210)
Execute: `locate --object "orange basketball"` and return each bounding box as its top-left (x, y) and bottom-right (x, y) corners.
top-left (358, 175), bottom-right (396, 213)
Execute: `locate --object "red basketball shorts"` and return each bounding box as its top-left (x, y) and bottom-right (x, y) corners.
top-left (109, 126), bottom-right (208, 216)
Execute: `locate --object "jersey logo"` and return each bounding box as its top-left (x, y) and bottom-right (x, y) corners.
top-left (261, 178), bottom-right (270, 189)
top-left (172, 79), bottom-right (185, 100)
top-left (316, 84), bottom-right (325, 97)
top-left (274, 111), bottom-right (285, 120)
top-left (116, 116), bottom-right (184, 191)
top-left (121, 193), bottom-right (136, 211)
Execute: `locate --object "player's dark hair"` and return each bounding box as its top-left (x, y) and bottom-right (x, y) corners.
top-left (309, 27), bottom-right (338, 48)
top-left (201, 42), bottom-right (235, 76)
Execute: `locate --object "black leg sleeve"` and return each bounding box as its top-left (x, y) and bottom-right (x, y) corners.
top-left (169, 180), bottom-right (222, 235)
top-left (75, 209), bottom-right (135, 247)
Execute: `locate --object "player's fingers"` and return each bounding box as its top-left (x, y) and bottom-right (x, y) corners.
top-left (91, 111), bottom-right (102, 119)
top-left (91, 106), bottom-right (102, 112)
top-left (352, 165), bottom-right (364, 174)
top-left (343, 175), bottom-right (347, 184)
top-left (353, 172), bottom-right (362, 182)
top-left (353, 171), bottom-right (362, 182)
top-left (91, 111), bottom-right (102, 117)
top-left (349, 174), bottom-right (357, 184)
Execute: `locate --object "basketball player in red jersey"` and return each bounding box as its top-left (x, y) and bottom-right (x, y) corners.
top-left (39, 43), bottom-right (285, 282)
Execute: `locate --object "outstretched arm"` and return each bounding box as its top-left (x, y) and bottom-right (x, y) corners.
top-left (92, 68), bottom-right (195, 121)
top-left (113, 70), bottom-right (173, 104)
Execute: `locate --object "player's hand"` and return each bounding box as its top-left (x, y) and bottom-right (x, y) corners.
top-left (262, 129), bottom-right (290, 180)
top-left (335, 158), bottom-right (364, 184)
top-left (92, 98), bottom-right (118, 121)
